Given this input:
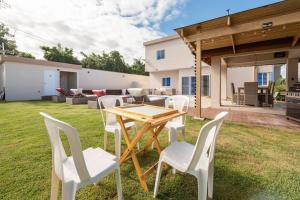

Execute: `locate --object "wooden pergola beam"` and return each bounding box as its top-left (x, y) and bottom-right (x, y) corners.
top-left (292, 35), bottom-right (300, 47)
top-left (195, 40), bottom-right (202, 118)
top-left (186, 11), bottom-right (300, 42)
top-left (202, 37), bottom-right (294, 58)
top-left (230, 35), bottom-right (236, 54)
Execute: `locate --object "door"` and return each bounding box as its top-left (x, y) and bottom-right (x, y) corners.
top-left (43, 70), bottom-right (58, 96)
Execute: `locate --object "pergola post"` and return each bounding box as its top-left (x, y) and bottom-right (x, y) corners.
top-left (195, 39), bottom-right (202, 118)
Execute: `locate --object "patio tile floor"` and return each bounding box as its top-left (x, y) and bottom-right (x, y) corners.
top-left (188, 107), bottom-right (300, 130)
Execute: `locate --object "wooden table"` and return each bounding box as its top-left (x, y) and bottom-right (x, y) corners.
top-left (104, 104), bottom-right (186, 192)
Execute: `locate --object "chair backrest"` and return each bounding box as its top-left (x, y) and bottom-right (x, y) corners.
top-left (231, 83), bottom-right (236, 95)
top-left (165, 95), bottom-right (190, 123)
top-left (187, 112), bottom-right (228, 171)
top-left (244, 82), bottom-right (258, 95)
top-left (40, 112), bottom-right (90, 182)
top-left (98, 95), bottom-right (124, 127)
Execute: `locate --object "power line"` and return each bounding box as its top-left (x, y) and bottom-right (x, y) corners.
top-left (0, 19), bottom-right (84, 56)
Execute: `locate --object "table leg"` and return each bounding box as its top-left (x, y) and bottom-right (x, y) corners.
top-left (140, 123), bottom-right (166, 155)
top-left (117, 116), bottom-right (152, 191)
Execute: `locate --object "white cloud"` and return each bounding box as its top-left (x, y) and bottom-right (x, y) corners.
top-left (0, 0), bottom-right (186, 63)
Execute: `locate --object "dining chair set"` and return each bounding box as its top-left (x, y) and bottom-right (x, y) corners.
top-left (231, 82), bottom-right (276, 107)
top-left (40, 95), bottom-right (228, 200)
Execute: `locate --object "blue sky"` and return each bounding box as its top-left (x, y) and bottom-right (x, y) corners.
top-left (160, 0), bottom-right (282, 35)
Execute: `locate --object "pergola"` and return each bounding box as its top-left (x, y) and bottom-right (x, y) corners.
top-left (175, 0), bottom-right (300, 118)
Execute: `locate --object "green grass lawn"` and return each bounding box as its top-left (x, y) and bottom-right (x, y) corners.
top-left (0, 101), bottom-right (300, 200)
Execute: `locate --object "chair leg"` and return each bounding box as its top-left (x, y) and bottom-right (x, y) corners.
top-left (114, 130), bottom-right (122, 159)
top-left (197, 171), bottom-right (208, 200)
top-left (181, 128), bottom-right (186, 141)
top-left (115, 167), bottom-right (123, 200)
top-left (104, 131), bottom-right (108, 150)
top-left (62, 181), bottom-right (76, 200)
top-left (208, 164), bottom-right (214, 199)
top-left (50, 168), bottom-right (60, 200)
top-left (153, 160), bottom-right (164, 198)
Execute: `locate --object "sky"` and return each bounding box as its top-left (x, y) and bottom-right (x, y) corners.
top-left (0, 0), bottom-right (282, 63)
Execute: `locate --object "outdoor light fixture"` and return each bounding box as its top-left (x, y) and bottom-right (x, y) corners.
top-left (262, 22), bottom-right (273, 30)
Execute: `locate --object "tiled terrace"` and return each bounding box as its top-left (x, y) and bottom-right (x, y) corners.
top-left (188, 107), bottom-right (300, 130)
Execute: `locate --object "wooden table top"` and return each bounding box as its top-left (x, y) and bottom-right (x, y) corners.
top-left (104, 104), bottom-right (186, 126)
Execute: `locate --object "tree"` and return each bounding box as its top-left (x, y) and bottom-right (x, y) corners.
top-left (41, 43), bottom-right (80, 64)
top-left (17, 51), bottom-right (35, 59)
top-left (129, 58), bottom-right (148, 75)
top-left (0, 23), bottom-right (17, 55)
top-left (81, 51), bottom-right (148, 76)
top-left (0, 23), bottom-right (35, 58)
top-left (81, 50), bottom-right (129, 73)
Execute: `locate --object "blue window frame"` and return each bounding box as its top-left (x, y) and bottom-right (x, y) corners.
top-left (257, 73), bottom-right (268, 86)
top-left (156, 50), bottom-right (165, 60)
top-left (162, 77), bottom-right (171, 86)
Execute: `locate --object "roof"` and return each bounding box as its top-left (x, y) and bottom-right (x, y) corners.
top-left (174, 0), bottom-right (300, 60)
top-left (0, 55), bottom-right (82, 70)
top-left (143, 35), bottom-right (180, 46)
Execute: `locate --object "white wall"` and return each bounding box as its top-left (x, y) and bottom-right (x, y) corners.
top-left (226, 66), bottom-right (255, 98)
top-left (257, 65), bottom-right (273, 73)
top-left (145, 37), bottom-right (209, 72)
top-left (149, 70), bottom-right (179, 90)
top-left (78, 68), bottom-right (149, 90)
top-left (4, 62), bottom-right (79, 101)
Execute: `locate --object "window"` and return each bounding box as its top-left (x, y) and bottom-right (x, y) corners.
top-left (181, 75), bottom-right (210, 96)
top-left (182, 77), bottom-right (190, 95)
top-left (191, 76), bottom-right (196, 95)
top-left (156, 50), bottom-right (165, 60)
top-left (257, 73), bottom-right (268, 86)
top-left (162, 77), bottom-right (171, 87)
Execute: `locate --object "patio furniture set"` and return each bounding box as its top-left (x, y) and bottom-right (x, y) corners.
top-left (51, 87), bottom-right (170, 107)
top-left (40, 94), bottom-right (228, 200)
top-left (231, 82), bottom-right (276, 107)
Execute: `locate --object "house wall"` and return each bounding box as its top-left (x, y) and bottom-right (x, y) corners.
top-left (4, 62), bottom-right (79, 101)
top-left (145, 37), bottom-right (210, 72)
top-left (149, 70), bottom-right (179, 90)
top-left (78, 68), bottom-right (149, 90)
top-left (226, 66), bottom-right (255, 98)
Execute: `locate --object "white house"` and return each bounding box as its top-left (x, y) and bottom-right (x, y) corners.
top-left (144, 35), bottom-right (282, 99)
top-left (0, 55), bottom-right (149, 101)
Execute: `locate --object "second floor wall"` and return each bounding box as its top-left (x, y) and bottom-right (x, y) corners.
top-left (144, 35), bottom-right (197, 72)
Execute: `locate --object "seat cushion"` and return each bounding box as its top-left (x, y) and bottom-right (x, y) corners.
top-left (63, 147), bottom-right (117, 184)
top-left (161, 141), bottom-right (194, 172)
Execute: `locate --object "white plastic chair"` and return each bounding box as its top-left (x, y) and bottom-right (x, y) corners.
top-left (98, 95), bottom-right (137, 158)
top-left (165, 95), bottom-right (190, 143)
top-left (40, 112), bottom-right (122, 200)
top-left (154, 112), bottom-right (228, 200)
